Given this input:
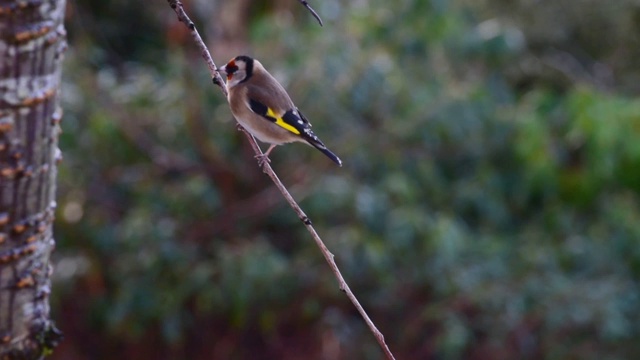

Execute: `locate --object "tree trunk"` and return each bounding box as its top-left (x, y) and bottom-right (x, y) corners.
top-left (0, 0), bottom-right (66, 358)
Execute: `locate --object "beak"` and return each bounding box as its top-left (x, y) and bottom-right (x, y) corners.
top-left (217, 65), bottom-right (227, 75)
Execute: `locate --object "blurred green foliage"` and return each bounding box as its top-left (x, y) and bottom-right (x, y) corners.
top-left (52, 0), bottom-right (640, 358)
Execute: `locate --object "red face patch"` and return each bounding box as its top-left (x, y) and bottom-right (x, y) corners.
top-left (225, 60), bottom-right (239, 81)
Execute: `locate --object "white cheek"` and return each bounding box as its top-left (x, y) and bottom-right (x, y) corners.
top-left (226, 77), bottom-right (240, 89)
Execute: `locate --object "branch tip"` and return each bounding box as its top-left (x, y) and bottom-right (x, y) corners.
top-left (297, 0), bottom-right (324, 26)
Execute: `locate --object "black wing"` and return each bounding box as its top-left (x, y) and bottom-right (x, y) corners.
top-left (248, 98), bottom-right (308, 136)
top-left (248, 98), bottom-right (342, 166)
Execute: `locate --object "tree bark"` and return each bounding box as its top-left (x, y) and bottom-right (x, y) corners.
top-left (0, 0), bottom-right (66, 358)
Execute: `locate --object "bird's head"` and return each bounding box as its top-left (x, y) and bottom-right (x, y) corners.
top-left (219, 55), bottom-right (254, 88)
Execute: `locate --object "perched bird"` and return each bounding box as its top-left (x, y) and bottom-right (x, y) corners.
top-left (218, 55), bottom-right (342, 167)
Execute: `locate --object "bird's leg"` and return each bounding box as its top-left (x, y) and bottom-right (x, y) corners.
top-left (255, 144), bottom-right (277, 168)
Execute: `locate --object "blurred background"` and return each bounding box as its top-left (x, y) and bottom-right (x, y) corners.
top-left (52, 0), bottom-right (640, 359)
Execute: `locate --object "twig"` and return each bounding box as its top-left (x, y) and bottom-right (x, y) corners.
top-left (242, 130), bottom-right (395, 359)
top-left (167, 0), bottom-right (227, 96)
top-left (297, 0), bottom-right (323, 26)
top-left (166, 1), bottom-right (395, 359)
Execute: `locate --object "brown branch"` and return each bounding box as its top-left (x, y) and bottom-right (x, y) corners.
top-left (167, 0), bottom-right (227, 96)
top-left (242, 130), bottom-right (395, 359)
top-left (297, 0), bottom-right (323, 26)
top-left (166, 1), bottom-right (395, 359)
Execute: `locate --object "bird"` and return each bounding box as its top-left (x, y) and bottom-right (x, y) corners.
top-left (218, 55), bottom-right (342, 167)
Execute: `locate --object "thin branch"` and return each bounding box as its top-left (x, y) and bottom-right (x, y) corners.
top-left (166, 1), bottom-right (395, 359)
top-left (297, 0), bottom-right (323, 26)
top-left (167, 0), bottom-right (227, 96)
top-left (241, 129), bottom-right (395, 359)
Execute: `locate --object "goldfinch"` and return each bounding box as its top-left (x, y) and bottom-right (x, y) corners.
top-left (218, 55), bottom-right (342, 166)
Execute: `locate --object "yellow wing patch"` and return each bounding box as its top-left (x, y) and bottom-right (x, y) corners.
top-left (266, 107), bottom-right (301, 135)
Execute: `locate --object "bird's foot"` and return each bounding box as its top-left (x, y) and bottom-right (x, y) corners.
top-left (255, 153), bottom-right (271, 168)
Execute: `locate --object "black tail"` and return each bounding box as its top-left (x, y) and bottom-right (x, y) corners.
top-left (314, 144), bottom-right (343, 166)
top-left (303, 131), bottom-right (343, 166)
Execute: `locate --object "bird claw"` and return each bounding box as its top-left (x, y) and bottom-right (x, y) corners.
top-left (255, 153), bottom-right (271, 168)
